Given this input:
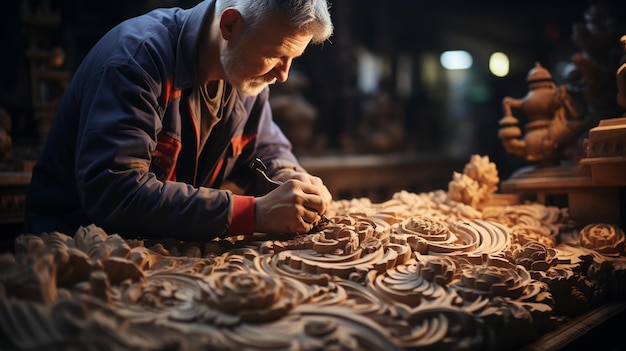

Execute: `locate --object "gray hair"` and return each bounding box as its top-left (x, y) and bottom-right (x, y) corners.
top-left (215, 0), bottom-right (333, 44)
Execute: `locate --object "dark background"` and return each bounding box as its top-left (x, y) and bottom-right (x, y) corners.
top-left (1, 0), bottom-right (625, 180)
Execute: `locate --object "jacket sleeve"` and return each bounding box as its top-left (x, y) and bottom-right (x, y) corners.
top-left (226, 87), bottom-right (307, 196)
top-left (76, 63), bottom-right (241, 240)
top-left (256, 96), bottom-right (307, 176)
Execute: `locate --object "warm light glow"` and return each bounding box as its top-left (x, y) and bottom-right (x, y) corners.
top-left (440, 50), bottom-right (473, 70)
top-left (489, 52), bottom-right (510, 77)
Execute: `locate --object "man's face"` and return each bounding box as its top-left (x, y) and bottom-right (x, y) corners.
top-left (221, 13), bottom-right (313, 96)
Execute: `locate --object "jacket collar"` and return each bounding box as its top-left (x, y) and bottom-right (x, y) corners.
top-left (173, 0), bottom-right (214, 90)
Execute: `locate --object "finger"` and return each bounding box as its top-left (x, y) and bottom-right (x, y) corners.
top-left (300, 207), bottom-right (320, 224)
top-left (320, 185), bottom-right (332, 205)
top-left (298, 182), bottom-right (330, 205)
top-left (300, 193), bottom-right (326, 216)
top-left (307, 175), bottom-right (324, 187)
top-left (299, 180), bottom-right (332, 205)
top-left (275, 171), bottom-right (307, 184)
top-left (294, 214), bottom-right (315, 234)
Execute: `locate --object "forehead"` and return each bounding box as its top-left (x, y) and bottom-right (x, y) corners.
top-left (246, 13), bottom-right (313, 54)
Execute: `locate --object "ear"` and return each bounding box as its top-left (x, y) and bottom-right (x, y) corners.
top-left (219, 8), bottom-right (243, 40)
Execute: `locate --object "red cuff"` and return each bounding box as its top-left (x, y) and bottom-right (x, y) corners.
top-left (230, 195), bottom-right (256, 235)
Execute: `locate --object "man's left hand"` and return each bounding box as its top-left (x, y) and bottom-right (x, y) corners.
top-left (273, 169), bottom-right (332, 208)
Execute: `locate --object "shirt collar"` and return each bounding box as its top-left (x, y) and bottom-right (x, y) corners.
top-left (174, 0), bottom-right (214, 89)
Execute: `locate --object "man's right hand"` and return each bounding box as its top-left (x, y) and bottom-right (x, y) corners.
top-left (254, 179), bottom-right (327, 234)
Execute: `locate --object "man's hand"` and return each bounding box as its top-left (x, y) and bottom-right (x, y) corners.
top-left (273, 169), bottom-right (332, 204)
top-left (255, 171), bottom-right (332, 234)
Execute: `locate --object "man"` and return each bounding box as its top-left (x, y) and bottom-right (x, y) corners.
top-left (24, 0), bottom-right (334, 240)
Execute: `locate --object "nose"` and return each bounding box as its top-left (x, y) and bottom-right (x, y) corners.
top-left (272, 57), bottom-right (292, 83)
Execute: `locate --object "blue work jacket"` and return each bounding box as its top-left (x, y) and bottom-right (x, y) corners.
top-left (24, 0), bottom-right (302, 239)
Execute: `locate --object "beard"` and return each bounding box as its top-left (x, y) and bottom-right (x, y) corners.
top-left (220, 45), bottom-right (276, 96)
